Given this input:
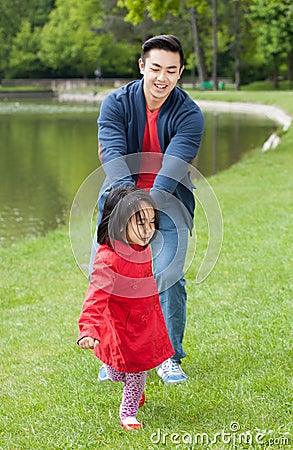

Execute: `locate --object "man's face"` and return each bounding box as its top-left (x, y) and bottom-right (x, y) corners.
top-left (138, 49), bottom-right (184, 111)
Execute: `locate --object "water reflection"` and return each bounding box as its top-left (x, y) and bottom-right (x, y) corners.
top-left (0, 101), bottom-right (276, 246)
top-left (196, 111), bottom-right (275, 176)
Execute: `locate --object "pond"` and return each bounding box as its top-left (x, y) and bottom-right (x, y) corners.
top-left (0, 100), bottom-right (276, 246)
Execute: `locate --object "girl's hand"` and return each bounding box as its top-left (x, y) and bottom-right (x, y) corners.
top-left (78, 337), bottom-right (100, 349)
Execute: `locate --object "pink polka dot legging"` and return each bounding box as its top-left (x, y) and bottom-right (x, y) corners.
top-left (105, 365), bottom-right (147, 420)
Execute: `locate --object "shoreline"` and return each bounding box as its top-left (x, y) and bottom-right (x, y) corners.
top-left (57, 91), bottom-right (292, 131)
top-left (57, 91), bottom-right (292, 151)
top-left (197, 100), bottom-right (292, 152)
top-left (196, 100), bottom-right (292, 131)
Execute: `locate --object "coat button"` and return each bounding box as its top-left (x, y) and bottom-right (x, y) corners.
top-left (154, 304), bottom-right (159, 310)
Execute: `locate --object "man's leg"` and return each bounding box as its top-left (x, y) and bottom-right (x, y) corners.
top-left (151, 210), bottom-right (189, 383)
top-left (158, 279), bottom-right (187, 361)
top-left (88, 228), bottom-right (98, 280)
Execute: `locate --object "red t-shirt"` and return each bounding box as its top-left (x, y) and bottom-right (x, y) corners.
top-left (136, 106), bottom-right (163, 190)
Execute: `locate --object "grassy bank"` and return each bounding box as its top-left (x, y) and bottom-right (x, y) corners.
top-left (0, 86), bottom-right (53, 92)
top-left (188, 89), bottom-right (293, 117)
top-left (0, 92), bottom-right (292, 449)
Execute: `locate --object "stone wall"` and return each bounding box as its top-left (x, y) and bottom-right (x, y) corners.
top-left (0, 78), bottom-right (134, 91)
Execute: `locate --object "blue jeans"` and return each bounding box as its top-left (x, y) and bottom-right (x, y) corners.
top-left (151, 209), bottom-right (189, 361)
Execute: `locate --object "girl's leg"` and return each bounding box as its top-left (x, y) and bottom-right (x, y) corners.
top-left (104, 365), bottom-right (126, 383)
top-left (120, 371), bottom-right (147, 421)
top-left (104, 366), bottom-right (147, 429)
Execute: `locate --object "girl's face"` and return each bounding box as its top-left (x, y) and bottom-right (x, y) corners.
top-left (126, 204), bottom-right (156, 246)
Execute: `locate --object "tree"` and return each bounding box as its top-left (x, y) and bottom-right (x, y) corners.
top-left (97, 36), bottom-right (139, 77)
top-left (0, 0), bottom-right (54, 77)
top-left (8, 21), bottom-right (45, 78)
top-left (211, 0), bottom-right (218, 89)
top-left (39, 0), bottom-right (103, 77)
top-left (0, 0), bottom-right (36, 35)
top-left (39, 0), bottom-right (141, 78)
top-left (249, 0), bottom-right (293, 88)
top-left (29, 0), bottom-right (55, 27)
top-left (218, 0), bottom-right (269, 89)
top-left (1, 0), bottom-right (291, 83)
top-left (233, 0), bottom-right (241, 90)
top-left (89, 0), bottom-right (141, 77)
top-left (189, 5), bottom-right (208, 84)
top-left (226, 0), bottom-right (254, 90)
top-left (119, 0), bottom-right (209, 83)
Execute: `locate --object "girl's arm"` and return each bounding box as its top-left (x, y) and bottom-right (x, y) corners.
top-left (78, 336), bottom-right (100, 349)
top-left (77, 248), bottom-right (115, 346)
top-left (77, 283), bottom-right (108, 344)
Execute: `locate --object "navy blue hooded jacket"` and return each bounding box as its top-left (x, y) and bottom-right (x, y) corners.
top-left (97, 79), bottom-right (204, 230)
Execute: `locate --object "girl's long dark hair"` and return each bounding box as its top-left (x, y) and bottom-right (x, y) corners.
top-left (97, 185), bottom-right (159, 247)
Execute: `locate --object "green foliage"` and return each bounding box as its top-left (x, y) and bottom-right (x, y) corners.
top-left (39, 0), bottom-right (103, 77)
top-left (0, 0), bottom-right (292, 83)
top-left (98, 35), bottom-right (140, 77)
top-left (148, 0), bottom-right (181, 21)
top-left (118, 0), bottom-right (182, 24)
top-left (29, 0), bottom-right (55, 27)
top-left (8, 22), bottom-right (45, 78)
top-left (0, 27), bottom-right (10, 75)
top-left (117, 0), bottom-right (146, 24)
top-left (248, 0), bottom-right (293, 86)
top-left (0, 0), bottom-right (36, 35)
top-left (0, 0), bottom-right (54, 77)
top-left (37, 0), bottom-right (141, 77)
top-left (250, 0), bottom-right (293, 57)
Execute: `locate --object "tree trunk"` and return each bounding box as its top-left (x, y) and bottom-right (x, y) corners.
top-left (190, 6), bottom-right (208, 84)
top-left (273, 55), bottom-right (279, 89)
top-left (212, 0), bottom-right (218, 90)
top-left (190, 65), bottom-right (196, 89)
top-left (212, 113), bottom-right (218, 175)
top-left (234, 0), bottom-right (241, 91)
top-left (288, 49), bottom-right (293, 89)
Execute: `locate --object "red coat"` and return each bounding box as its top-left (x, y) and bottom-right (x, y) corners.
top-left (78, 241), bottom-right (174, 372)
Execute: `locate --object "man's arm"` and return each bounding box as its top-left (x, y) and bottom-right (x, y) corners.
top-left (98, 94), bottom-right (134, 185)
top-left (151, 105), bottom-right (204, 203)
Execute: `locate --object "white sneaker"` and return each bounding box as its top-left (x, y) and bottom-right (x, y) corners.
top-left (156, 358), bottom-right (188, 384)
top-left (98, 363), bottom-right (110, 382)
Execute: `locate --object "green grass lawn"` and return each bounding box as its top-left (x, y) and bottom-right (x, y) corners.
top-left (187, 89), bottom-right (293, 118)
top-left (0, 90), bottom-right (292, 449)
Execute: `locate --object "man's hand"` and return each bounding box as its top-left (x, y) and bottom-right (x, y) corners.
top-left (78, 337), bottom-right (100, 349)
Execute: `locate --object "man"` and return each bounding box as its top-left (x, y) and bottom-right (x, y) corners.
top-left (94, 35), bottom-right (204, 384)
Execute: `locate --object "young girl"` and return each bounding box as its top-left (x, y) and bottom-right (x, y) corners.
top-left (77, 185), bottom-right (174, 430)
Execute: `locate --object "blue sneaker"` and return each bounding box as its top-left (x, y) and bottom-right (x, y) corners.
top-left (156, 358), bottom-right (188, 384)
top-left (98, 364), bottom-right (110, 382)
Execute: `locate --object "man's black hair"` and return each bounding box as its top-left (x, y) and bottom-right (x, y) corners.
top-left (141, 34), bottom-right (184, 68)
